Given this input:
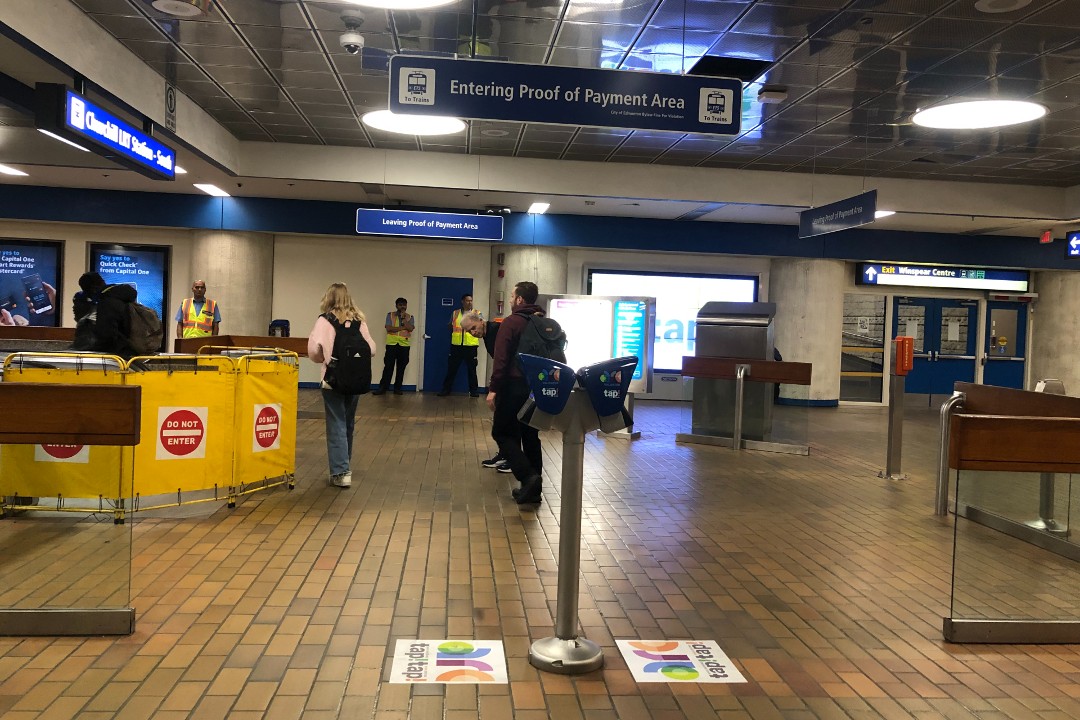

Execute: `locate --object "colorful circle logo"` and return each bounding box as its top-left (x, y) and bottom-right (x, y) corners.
top-left (661, 665), bottom-right (699, 680)
top-left (437, 641), bottom-right (475, 655)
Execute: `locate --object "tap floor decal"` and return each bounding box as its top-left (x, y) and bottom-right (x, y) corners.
top-left (616, 640), bottom-right (746, 683)
top-left (389, 640), bottom-right (508, 684)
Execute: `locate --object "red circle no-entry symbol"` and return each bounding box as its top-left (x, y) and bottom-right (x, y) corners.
top-left (41, 444), bottom-right (84, 459)
top-left (255, 406), bottom-right (280, 449)
top-left (160, 409), bottom-right (205, 456)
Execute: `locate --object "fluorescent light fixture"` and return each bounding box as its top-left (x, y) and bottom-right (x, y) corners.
top-left (527, 202), bottom-right (550, 214)
top-left (342, 0), bottom-right (456, 8)
top-left (912, 100), bottom-right (1046, 130)
top-left (361, 110), bottom-right (466, 136)
top-left (0, 164), bottom-right (28, 176)
top-left (174, 165), bottom-right (187, 174)
top-left (38, 128), bottom-right (90, 152)
top-left (194, 183), bottom-right (230, 197)
top-left (874, 210), bottom-right (896, 219)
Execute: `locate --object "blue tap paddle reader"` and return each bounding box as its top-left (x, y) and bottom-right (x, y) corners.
top-left (518, 354), bottom-right (576, 430)
top-left (577, 356), bottom-right (638, 433)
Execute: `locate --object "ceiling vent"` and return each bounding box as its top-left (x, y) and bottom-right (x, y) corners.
top-left (687, 56), bottom-right (771, 83)
top-left (151, 0), bottom-right (212, 18)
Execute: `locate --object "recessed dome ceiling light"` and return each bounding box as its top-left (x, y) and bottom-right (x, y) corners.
top-left (342, 0), bottom-right (457, 9)
top-left (362, 110), bottom-right (466, 136)
top-left (151, 0), bottom-right (211, 17)
top-left (480, 128), bottom-right (509, 137)
top-left (974, 0), bottom-right (1032, 13)
top-left (912, 100), bottom-right (1046, 130)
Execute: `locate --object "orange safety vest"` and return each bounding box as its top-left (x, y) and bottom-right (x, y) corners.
top-left (180, 298), bottom-right (217, 338)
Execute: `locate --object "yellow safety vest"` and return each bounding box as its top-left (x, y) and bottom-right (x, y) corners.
top-left (385, 312), bottom-right (412, 347)
top-left (451, 309), bottom-right (480, 347)
top-left (180, 298), bottom-right (217, 338)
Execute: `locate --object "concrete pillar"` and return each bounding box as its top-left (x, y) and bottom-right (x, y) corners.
top-left (770, 258), bottom-right (844, 404)
top-left (1030, 271), bottom-right (1080, 395)
top-left (189, 231), bottom-right (274, 336)
top-left (489, 245), bottom-right (568, 317)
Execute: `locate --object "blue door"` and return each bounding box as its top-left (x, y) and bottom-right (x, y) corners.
top-left (983, 301), bottom-right (1027, 389)
top-left (893, 297), bottom-right (978, 403)
top-left (422, 276), bottom-right (474, 393)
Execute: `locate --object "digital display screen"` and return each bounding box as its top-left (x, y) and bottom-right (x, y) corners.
top-left (589, 270), bottom-right (757, 372)
top-left (89, 244), bottom-right (170, 328)
top-left (0, 239), bottom-right (62, 327)
top-left (547, 297), bottom-right (613, 372)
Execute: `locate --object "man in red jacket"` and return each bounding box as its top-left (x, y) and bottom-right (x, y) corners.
top-left (486, 281), bottom-right (545, 506)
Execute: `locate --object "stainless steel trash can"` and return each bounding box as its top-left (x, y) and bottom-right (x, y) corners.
top-left (692, 302), bottom-right (776, 441)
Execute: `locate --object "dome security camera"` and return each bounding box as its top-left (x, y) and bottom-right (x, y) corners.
top-left (340, 31), bottom-right (364, 55)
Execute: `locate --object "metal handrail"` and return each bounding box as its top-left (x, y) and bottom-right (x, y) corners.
top-left (936, 392), bottom-right (966, 516)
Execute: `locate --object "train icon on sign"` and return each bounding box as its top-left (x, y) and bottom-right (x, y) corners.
top-left (698, 88), bottom-right (733, 125)
top-left (399, 67), bottom-right (435, 105)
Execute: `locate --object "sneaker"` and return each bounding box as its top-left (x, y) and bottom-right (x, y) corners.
top-left (481, 455), bottom-right (503, 468)
top-left (393, 389), bottom-right (404, 395)
top-left (436, 390), bottom-right (450, 397)
top-left (470, 393), bottom-right (480, 398)
top-left (496, 462), bottom-right (514, 474)
top-left (330, 472), bottom-right (352, 487)
top-left (371, 389), bottom-right (386, 396)
top-left (513, 475), bottom-right (542, 504)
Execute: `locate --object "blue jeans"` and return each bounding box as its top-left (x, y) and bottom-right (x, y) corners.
top-left (322, 389), bottom-right (359, 476)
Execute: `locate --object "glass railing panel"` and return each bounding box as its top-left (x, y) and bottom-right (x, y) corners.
top-left (951, 468), bottom-right (1080, 622)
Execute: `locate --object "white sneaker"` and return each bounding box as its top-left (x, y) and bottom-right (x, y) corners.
top-left (330, 472), bottom-right (352, 488)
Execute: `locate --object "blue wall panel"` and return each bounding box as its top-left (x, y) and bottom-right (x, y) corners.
top-left (0, 184), bottom-right (1073, 271)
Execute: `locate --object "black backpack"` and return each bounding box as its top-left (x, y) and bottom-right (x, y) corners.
top-left (127, 302), bottom-right (164, 355)
top-left (322, 314), bottom-right (372, 395)
top-left (516, 314), bottom-right (567, 368)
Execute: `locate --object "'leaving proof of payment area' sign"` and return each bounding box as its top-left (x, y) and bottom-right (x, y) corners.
top-left (856, 263), bottom-right (1029, 292)
top-left (389, 56), bottom-right (741, 136)
top-left (357, 208), bottom-right (503, 241)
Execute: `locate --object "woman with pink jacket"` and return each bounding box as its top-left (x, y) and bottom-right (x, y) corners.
top-left (307, 282), bottom-right (376, 488)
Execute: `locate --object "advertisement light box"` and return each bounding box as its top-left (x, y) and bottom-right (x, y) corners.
top-left (0, 239), bottom-right (62, 328)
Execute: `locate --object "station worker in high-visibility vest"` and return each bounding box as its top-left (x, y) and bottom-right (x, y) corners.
top-left (372, 297), bottom-right (415, 396)
top-left (437, 293), bottom-right (481, 397)
top-left (175, 280), bottom-right (221, 339)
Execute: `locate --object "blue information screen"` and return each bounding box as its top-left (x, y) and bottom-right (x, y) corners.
top-left (613, 300), bottom-right (646, 381)
top-left (0, 239), bottom-right (62, 327)
top-left (65, 90), bottom-right (176, 180)
top-left (1067, 231), bottom-right (1080, 258)
top-left (90, 244), bottom-right (170, 325)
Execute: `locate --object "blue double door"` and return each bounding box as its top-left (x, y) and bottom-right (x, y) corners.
top-left (892, 297), bottom-right (1027, 404)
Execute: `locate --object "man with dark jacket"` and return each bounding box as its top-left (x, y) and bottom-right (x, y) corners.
top-left (486, 281), bottom-right (545, 506)
top-left (73, 272), bottom-right (138, 359)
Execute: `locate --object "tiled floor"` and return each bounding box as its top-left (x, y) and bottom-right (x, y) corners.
top-left (2, 391), bottom-right (1080, 719)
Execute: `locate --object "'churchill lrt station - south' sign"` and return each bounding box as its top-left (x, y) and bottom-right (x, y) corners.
top-left (389, 56), bottom-right (742, 136)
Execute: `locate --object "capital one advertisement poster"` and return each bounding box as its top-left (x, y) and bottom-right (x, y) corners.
top-left (89, 243), bottom-right (169, 325)
top-left (0, 239), bottom-right (62, 328)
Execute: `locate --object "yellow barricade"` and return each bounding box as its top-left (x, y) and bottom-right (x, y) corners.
top-left (0, 353), bottom-right (127, 499)
top-left (126, 355), bottom-right (236, 496)
top-left (233, 353), bottom-right (298, 486)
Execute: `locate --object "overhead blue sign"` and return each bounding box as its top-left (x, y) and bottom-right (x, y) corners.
top-left (799, 190), bottom-right (877, 238)
top-left (356, 208), bottom-right (503, 241)
top-left (856, 263), bottom-right (1029, 292)
top-left (63, 90), bottom-right (175, 180)
top-left (388, 56), bottom-right (742, 136)
top-left (1067, 230), bottom-right (1080, 258)
top-left (613, 300), bottom-right (646, 382)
